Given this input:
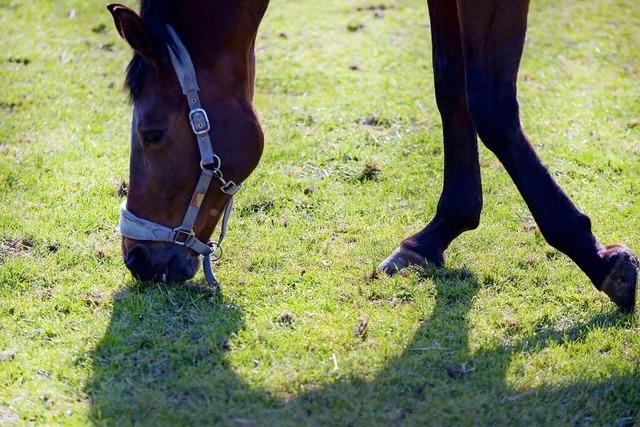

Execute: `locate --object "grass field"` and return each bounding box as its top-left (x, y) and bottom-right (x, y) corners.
top-left (1, 0), bottom-right (639, 425)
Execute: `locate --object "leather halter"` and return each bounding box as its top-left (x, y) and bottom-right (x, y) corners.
top-left (119, 25), bottom-right (241, 288)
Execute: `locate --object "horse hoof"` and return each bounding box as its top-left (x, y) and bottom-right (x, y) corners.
top-left (377, 247), bottom-right (443, 276)
top-left (600, 244), bottom-right (638, 313)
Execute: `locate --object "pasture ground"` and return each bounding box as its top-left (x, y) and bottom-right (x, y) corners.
top-left (1, 0), bottom-right (639, 425)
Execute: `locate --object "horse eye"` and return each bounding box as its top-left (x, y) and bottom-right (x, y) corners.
top-left (142, 130), bottom-right (165, 145)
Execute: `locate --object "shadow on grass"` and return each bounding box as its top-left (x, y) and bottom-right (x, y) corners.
top-left (86, 269), bottom-right (638, 425)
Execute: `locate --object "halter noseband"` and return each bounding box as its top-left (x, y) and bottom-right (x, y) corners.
top-left (119, 25), bottom-right (241, 288)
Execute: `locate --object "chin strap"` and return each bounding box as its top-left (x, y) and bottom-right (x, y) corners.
top-left (119, 25), bottom-right (242, 288)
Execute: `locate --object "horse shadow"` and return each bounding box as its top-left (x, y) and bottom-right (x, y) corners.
top-left (86, 269), bottom-right (638, 426)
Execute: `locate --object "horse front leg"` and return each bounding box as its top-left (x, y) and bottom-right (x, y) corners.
top-left (457, 0), bottom-right (637, 311)
top-left (379, 0), bottom-right (482, 274)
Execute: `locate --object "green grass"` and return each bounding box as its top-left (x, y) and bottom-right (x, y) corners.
top-left (1, 0), bottom-right (639, 425)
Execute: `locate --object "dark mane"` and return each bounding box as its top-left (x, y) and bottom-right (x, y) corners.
top-left (124, 0), bottom-right (174, 100)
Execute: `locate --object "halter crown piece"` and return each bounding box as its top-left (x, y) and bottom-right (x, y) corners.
top-left (119, 25), bottom-right (242, 288)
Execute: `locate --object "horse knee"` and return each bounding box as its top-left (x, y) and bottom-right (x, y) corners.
top-left (467, 85), bottom-right (522, 152)
top-left (434, 70), bottom-right (467, 116)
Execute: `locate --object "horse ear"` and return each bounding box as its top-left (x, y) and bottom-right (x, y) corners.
top-left (107, 4), bottom-right (158, 65)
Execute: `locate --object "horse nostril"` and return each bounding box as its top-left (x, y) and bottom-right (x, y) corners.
top-left (166, 253), bottom-right (197, 282)
top-left (125, 245), bottom-right (150, 275)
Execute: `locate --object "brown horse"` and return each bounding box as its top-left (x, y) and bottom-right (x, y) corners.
top-left (108, 0), bottom-right (637, 311)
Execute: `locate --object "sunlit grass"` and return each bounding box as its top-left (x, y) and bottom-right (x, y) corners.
top-left (0, 0), bottom-right (638, 425)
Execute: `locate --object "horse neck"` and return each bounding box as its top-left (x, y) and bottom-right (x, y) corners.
top-left (169, 0), bottom-right (268, 99)
top-left (169, 1), bottom-right (267, 61)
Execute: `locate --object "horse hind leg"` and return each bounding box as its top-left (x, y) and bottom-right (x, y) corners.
top-left (457, 0), bottom-right (637, 311)
top-left (379, 0), bottom-right (482, 275)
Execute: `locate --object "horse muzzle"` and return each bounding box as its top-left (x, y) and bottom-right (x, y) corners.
top-left (122, 238), bottom-right (200, 282)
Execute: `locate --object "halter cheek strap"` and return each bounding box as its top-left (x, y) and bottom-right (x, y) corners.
top-left (119, 25), bottom-right (241, 288)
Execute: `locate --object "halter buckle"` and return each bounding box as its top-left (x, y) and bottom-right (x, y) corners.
top-left (172, 227), bottom-right (195, 246)
top-left (189, 108), bottom-right (210, 135)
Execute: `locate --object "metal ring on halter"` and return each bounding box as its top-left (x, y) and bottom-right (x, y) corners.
top-left (208, 241), bottom-right (223, 261)
top-left (200, 154), bottom-right (222, 172)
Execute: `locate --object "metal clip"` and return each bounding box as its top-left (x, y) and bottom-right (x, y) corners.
top-left (221, 180), bottom-right (241, 195)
